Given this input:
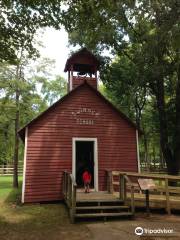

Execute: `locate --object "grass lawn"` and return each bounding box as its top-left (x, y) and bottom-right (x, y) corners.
top-left (0, 175), bottom-right (23, 203)
top-left (0, 175), bottom-right (90, 240)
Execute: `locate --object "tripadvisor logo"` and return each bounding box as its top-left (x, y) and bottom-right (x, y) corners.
top-left (135, 226), bottom-right (174, 236)
top-left (135, 227), bottom-right (143, 236)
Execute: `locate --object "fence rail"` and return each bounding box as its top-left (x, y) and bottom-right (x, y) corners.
top-left (0, 166), bottom-right (23, 175)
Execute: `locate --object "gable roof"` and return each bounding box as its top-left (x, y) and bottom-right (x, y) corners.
top-left (18, 81), bottom-right (140, 141)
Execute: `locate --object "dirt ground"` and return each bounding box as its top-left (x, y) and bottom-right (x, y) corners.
top-left (1, 176), bottom-right (180, 240)
top-left (85, 213), bottom-right (180, 240)
top-left (0, 202), bottom-right (180, 240)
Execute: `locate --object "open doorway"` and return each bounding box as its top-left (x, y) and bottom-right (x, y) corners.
top-left (72, 138), bottom-right (98, 191)
top-left (76, 141), bottom-right (94, 188)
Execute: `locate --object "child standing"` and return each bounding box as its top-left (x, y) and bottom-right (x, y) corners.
top-left (82, 169), bottom-right (92, 193)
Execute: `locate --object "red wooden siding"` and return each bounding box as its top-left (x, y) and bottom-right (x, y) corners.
top-left (24, 84), bottom-right (138, 203)
top-left (72, 76), bottom-right (97, 90)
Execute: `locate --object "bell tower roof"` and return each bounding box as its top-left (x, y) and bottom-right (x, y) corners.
top-left (64, 48), bottom-right (100, 73)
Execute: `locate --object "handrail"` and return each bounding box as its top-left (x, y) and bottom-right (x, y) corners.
top-left (123, 174), bottom-right (135, 214)
top-left (62, 171), bottom-right (77, 223)
top-left (118, 173), bottom-right (135, 215)
top-left (112, 171), bottom-right (180, 180)
top-left (70, 173), bottom-right (77, 187)
top-left (106, 170), bottom-right (180, 215)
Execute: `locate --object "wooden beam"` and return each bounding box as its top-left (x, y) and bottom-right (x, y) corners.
top-left (165, 178), bottom-right (171, 215)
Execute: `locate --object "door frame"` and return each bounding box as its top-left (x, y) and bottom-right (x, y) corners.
top-left (72, 137), bottom-right (98, 191)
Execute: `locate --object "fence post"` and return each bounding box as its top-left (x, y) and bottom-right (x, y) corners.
top-left (67, 175), bottom-right (72, 208)
top-left (131, 185), bottom-right (135, 215)
top-left (109, 171), bottom-right (113, 194)
top-left (70, 185), bottom-right (77, 223)
top-left (119, 174), bottom-right (125, 201)
top-left (165, 178), bottom-right (171, 215)
top-left (64, 172), bottom-right (67, 201)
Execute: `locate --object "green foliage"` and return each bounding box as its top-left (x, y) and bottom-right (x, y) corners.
top-left (0, 0), bottom-right (65, 62)
top-left (39, 75), bottom-right (67, 105)
top-left (101, 55), bottom-right (147, 124)
top-left (62, 0), bottom-right (180, 172)
top-left (0, 56), bottom-right (66, 166)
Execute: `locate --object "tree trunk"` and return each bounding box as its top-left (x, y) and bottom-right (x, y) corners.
top-left (153, 146), bottom-right (156, 169)
top-left (143, 132), bottom-right (150, 172)
top-left (159, 148), bottom-right (165, 169)
top-left (13, 89), bottom-right (20, 188)
top-left (156, 76), bottom-right (176, 175)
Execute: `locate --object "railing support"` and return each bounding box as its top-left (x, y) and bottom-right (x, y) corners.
top-left (119, 174), bottom-right (125, 201)
top-left (111, 171), bottom-right (180, 215)
top-left (62, 171), bottom-right (77, 223)
top-left (70, 184), bottom-right (77, 223)
top-left (165, 178), bottom-right (171, 215)
top-left (130, 185), bottom-right (135, 215)
top-left (106, 170), bottom-right (113, 193)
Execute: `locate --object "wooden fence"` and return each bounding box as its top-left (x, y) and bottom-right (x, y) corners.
top-left (0, 165), bottom-right (23, 175)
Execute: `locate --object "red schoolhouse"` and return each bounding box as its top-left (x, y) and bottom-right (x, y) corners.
top-left (19, 48), bottom-right (140, 203)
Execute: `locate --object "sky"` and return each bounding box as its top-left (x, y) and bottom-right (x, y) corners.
top-left (37, 27), bottom-right (77, 80)
top-left (36, 27), bottom-right (112, 82)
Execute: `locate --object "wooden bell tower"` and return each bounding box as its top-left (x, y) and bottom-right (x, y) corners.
top-left (64, 48), bottom-right (100, 92)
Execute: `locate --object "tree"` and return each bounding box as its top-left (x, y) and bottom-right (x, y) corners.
top-left (0, 57), bottom-right (46, 187)
top-left (40, 75), bottom-right (67, 105)
top-left (0, 0), bottom-right (64, 62)
top-left (101, 55), bottom-right (147, 130)
top-left (31, 57), bottom-right (67, 105)
top-left (0, 55), bottom-right (67, 187)
top-left (61, 0), bottom-right (180, 175)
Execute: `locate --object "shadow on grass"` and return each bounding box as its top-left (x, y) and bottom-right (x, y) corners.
top-left (0, 176), bottom-right (91, 240)
top-left (4, 186), bottom-right (22, 205)
top-left (0, 202), bottom-right (90, 240)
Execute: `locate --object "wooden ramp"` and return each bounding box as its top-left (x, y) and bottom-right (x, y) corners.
top-left (111, 171), bottom-right (180, 214)
top-left (125, 193), bottom-right (180, 211)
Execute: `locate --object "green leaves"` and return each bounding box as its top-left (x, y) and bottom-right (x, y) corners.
top-left (0, 0), bottom-right (64, 62)
top-left (0, 54), bottom-right (66, 165)
top-left (39, 75), bottom-right (67, 105)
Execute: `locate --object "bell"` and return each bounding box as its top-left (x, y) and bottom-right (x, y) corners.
top-left (78, 71), bottom-right (87, 76)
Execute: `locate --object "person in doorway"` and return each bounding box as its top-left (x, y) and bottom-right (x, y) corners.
top-left (82, 168), bottom-right (92, 193)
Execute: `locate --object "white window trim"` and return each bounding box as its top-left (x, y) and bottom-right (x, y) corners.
top-left (136, 130), bottom-right (141, 173)
top-left (72, 137), bottom-right (98, 191)
top-left (22, 127), bottom-right (28, 203)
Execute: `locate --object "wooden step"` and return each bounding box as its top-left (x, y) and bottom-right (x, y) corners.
top-left (76, 205), bottom-right (129, 210)
top-left (76, 199), bottom-right (124, 203)
top-left (75, 212), bottom-right (133, 218)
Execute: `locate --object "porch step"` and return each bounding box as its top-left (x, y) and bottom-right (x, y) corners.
top-left (75, 212), bottom-right (133, 218)
top-left (76, 199), bottom-right (124, 203)
top-left (76, 205), bottom-right (129, 210)
top-left (75, 198), bottom-right (133, 220)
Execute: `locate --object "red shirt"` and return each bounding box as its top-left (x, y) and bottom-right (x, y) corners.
top-left (82, 171), bottom-right (91, 183)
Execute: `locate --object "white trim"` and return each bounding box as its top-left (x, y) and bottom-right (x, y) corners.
top-left (22, 127), bottom-right (28, 203)
top-left (70, 72), bottom-right (73, 91)
top-left (136, 130), bottom-right (140, 173)
top-left (72, 137), bottom-right (98, 191)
